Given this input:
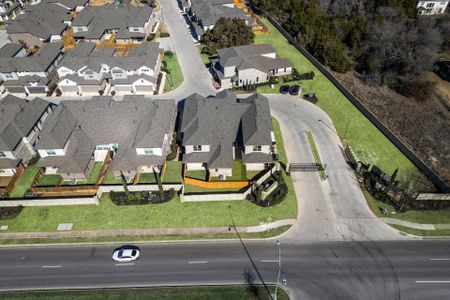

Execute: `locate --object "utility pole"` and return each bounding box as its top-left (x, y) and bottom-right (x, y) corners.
top-left (274, 240), bottom-right (287, 300)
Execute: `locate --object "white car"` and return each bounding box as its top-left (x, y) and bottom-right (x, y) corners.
top-left (112, 246), bottom-right (140, 262)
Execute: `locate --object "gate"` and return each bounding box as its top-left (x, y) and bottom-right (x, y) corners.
top-left (287, 163), bottom-right (326, 173)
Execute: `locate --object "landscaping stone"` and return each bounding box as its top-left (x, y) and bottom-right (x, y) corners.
top-left (57, 223), bottom-right (73, 231)
top-left (0, 225), bottom-right (8, 230)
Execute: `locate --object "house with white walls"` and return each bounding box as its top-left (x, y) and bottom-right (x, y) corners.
top-left (0, 95), bottom-right (54, 177)
top-left (71, 5), bottom-right (156, 44)
top-left (417, 0), bottom-right (449, 15)
top-left (35, 96), bottom-right (176, 183)
top-left (55, 42), bottom-right (161, 96)
top-left (212, 44), bottom-right (293, 89)
top-left (179, 90), bottom-right (275, 180)
top-left (0, 0), bottom-right (22, 22)
top-left (0, 43), bottom-right (63, 96)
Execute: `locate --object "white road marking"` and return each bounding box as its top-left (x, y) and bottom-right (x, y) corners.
top-left (41, 265), bottom-right (61, 268)
top-left (430, 258), bottom-right (450, 261)
top-left (261, 260), bottom-right (279, 263)
top-left (188, 260), bottom-right (208, 264)
top-left (115, 263), bottom-right (135, 266)
top-left (416, 281), bottom-right (450, 283)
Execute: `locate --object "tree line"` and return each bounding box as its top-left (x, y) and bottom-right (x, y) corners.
top-left (250, 0), bottom-right (450, 99)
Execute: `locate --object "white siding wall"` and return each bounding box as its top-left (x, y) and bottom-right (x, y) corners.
top-left (261, 52), bottom-right (276, 59)
top-left (136, 147), bottom-right (163, 156)
top-left (245, 163), bottom-right (265, 171)
top-left (186, 162), bottom-right (204, 170)
top-left (244, 145), bottom-right (271, 155)
top-left (0, 151), bottom-right (15, 159)
top-left (185, 144), bottom-right (210, 154)
top-left (44, 167), bottom-right (59, 174)
top-left (237, 68), bottom-right (268, 86)
top-left (223, 66), bottom-right (235, 78)
top-left (209, 168), bottom-right (232, 178)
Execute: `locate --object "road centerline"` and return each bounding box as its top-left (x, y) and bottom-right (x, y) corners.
top-left (115, 263), bottom-right (135, 267)
top-left (260, 260), bottom-right (279, 263)
top-left (430, 258), bottom-right (450, 261)
top-left (41, 265), bottom-right (61, 268)
top-left (416, 281), bottom-right (450, 283)
top-left (188, 260), bottom-right (208, 264)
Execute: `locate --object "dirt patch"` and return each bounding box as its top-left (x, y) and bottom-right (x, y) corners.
top-left (333, 71), bottom-right (450, 183)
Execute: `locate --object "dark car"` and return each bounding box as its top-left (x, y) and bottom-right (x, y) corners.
top-left (289, 85), bottom-right (300, 95)
top-left (280, 85), bottom-right (290, 94)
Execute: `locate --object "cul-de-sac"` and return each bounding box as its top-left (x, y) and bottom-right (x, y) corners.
top-left (0, 0), bottom-right (449, 299)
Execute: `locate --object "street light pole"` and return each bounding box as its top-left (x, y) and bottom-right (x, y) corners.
top-left (274, 240), bottom-right (285, 300)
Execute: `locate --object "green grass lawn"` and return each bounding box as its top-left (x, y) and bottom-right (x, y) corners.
top-left (138, 172), bottom-right (157, 184)
top-left (256, 18), bottom-right (419, 180)
top-left (8, 166), bottom-right (40, 197)
top-left (162, 160), bottom-right (183, 183)
top-left (0, 286), bottom-right (289, 300)
top-left (186, 170), bottom-right (207, 181)
top-left (391, 224), bottom-right (450, 237)
top-left (197, 45), bottom-right (211, 65)
top-left (103, 170), bottom-right (122, 184)
top-left (306, 131), bottom-right (327, 180)
top-left (163, 53), bottom-right (184, 93)
top-left (37, 174), bottom-right (62, 187)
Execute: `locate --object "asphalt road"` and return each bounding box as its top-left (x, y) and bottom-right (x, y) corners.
top-left (1, 240), bottom-right (450, 300)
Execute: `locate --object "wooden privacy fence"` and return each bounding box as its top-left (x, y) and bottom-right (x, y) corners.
top-left (31, 185), bottom-right (98, 197)
top-left (266, 16), bottom-right (450, 193)
top-left (5, 164), bottom-right (25, 194)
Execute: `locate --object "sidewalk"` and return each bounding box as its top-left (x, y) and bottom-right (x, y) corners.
top-left (380, 218), bottom-right (450, 231)
top-left (0, 219), bottom-right (296, 240)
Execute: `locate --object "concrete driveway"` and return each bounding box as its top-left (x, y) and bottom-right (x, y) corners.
top-left (268, 94), bottom-right (407, 241)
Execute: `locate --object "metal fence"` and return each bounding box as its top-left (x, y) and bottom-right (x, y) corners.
top-left (266, 16), bottom-right (449, 193)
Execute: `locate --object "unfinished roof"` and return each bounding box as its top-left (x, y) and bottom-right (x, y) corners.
top-left (6, 3), bottom-right (72, 40)
top-left (217, 44), bottom-right (293, 74)
top-left (72, 5), bottom-right (153, 40)
top-left (0, 95), bottom-right (52, 151)
top-left (36, 96), bottom-right (176, 174)
top-left (58, 42), bottom-right (160, 73)
top-left (190, 0), bottom-right (251, 27)
top-left (180, 90), bottom-right (273, 169)
top-left (0, 43), bottom-right (63, 73)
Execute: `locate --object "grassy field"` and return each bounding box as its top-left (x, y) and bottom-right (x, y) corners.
top-left (163, 53), bottom-right (184, 92)
top-left (391, 224), bottom-right (450, 237)
top-left (138, 173), bottom-right (157, 184)
top-left (8, 166), bottom-right (40, 197)
top-left (210, 160), bottom-right (248, 182)
top-left (0, 286), bottom-right (289, 300)
top-left (255, 18), bottom-right (419, 180)
top-left (197, 45), bottom-right (211, 65)
top-left (103, 170), bottom-right (122, 184)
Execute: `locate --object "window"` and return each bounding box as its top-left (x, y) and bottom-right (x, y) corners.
top-left (0, 152), bottom-right (6, 158)
top-left (256, 76), bottom-right (259, 82)
top-left (4, 73), bottom-right (13, 79)
top-left (96, 145), bottom-right (109, 150)
top-left (144, 148), bottom-right (154, 155)
top-left (426, 2), bottom-right (434, 7)
top-left (193, 145), bottom-right (202, 152)
top-left (133, 28), bottom-right (140, 32)
top-left (46, 150), bottom-right (57, 156)
top-left (253, 145), bottom-right (262, 152)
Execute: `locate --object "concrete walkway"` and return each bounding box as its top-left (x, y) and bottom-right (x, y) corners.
top-left (381, 218), bottom-right (440, 230)
top-left (0, 219), bottom-right (296, 240)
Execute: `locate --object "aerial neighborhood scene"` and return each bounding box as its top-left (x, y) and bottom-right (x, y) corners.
top-left (0, 0), bottom-right (449, 299)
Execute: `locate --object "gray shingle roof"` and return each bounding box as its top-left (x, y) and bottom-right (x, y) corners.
top-left (41, 0), bottom-right (88, 10)
top-left (217, 44), bottom-right (293, 74)
top-left (6, 3), bottom-right (71, 40)
top-left (71, 5), bottom-right (153, 40)
top-left (190, 0), bottom-right (251, 27)
top-left (180, 91), bottom-right (273, 169)
top-left (0, 43), bottom-right (25, 58)
top-left (0, 43), bottom-right (63, 73)
top-left (0, 95), bottom-right (52, 151)
top-left (58, 42), bottom-right (160, 73)
top-left (36, 96), bottom-right (176, 174)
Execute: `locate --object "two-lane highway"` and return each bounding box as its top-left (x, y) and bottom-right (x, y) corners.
top-left (1, 240), bottom-right (450, 300)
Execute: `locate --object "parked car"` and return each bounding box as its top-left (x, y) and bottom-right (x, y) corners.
top-left (112, 246), bottom-right (140, 262)
top-left (280, 85), bottom-right (290, 94)
top-left (289, 85), bottom-right (300, 95)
